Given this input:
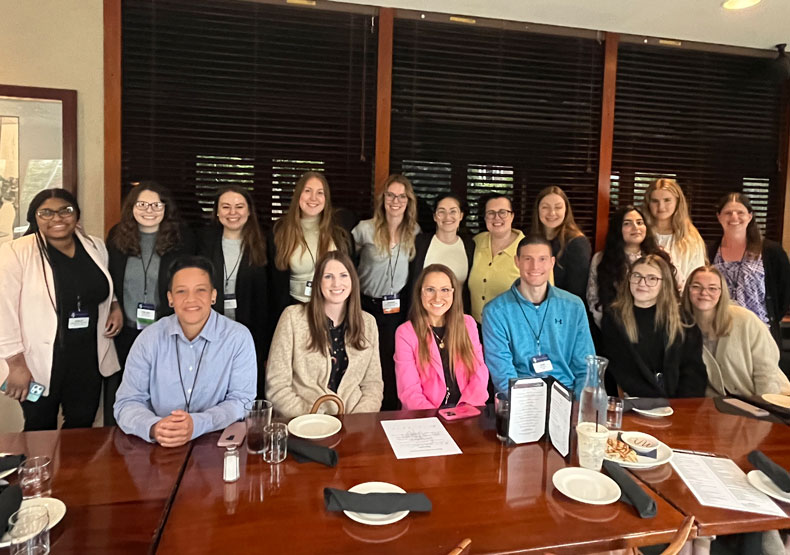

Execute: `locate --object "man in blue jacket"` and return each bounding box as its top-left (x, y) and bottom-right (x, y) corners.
top-left (482, 235), bottom-right (594, 395)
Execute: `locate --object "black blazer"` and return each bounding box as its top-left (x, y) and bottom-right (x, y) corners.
top-left (106, 223), bottom-right (196, 321)
top-left (407, 232), bottom-right (475, 313)
top-left (551, 234), bottom-right (591, 302)
top-left (600, 309), bottom-right (708, 398)
top-left (198, 226), bottom-right (271, 363)
top-left (707, 238), bottom-right (790, 344)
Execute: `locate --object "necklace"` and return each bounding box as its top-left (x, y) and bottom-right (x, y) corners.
top-left (431, 326), bottom-right (445, 349)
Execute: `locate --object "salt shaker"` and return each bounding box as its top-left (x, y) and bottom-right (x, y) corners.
top-left (223, 447), bottom-right (240, 482)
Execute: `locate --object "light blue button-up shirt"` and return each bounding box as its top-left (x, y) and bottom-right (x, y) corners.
top-left (114, 310), bottom-right (257, 442)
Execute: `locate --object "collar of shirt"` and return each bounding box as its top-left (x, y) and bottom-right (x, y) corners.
top-left (167, 309), bottom-right (219, 344)
top-left (510, 280), bottom-right (556, 308)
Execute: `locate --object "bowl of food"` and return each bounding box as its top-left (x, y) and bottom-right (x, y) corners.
top-left (619, 432), bottom-right (660, 454)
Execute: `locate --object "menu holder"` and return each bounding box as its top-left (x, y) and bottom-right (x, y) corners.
top-left (506, 377), bottom-right (573, 458)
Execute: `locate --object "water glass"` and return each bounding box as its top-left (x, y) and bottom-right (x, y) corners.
top-left (18, 457), bottom-right (52, 499)
top-left (9, 505), bottom-right (49, 555)
top-left (245, 400), bottom-right (273, 454)
top-left (494, 392), bottom-right (509, 443)
top-left (576, 422), bottom-right (609, 471)
top-left (606, 396), bottom-right (624, 430)
top-left (263, 422), bottom-right (288, 464)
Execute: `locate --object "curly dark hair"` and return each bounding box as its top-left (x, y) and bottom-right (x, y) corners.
top-left (110, 181), bottom-right (183, 256)
top-left (596, 205), bottom-right (669, 312)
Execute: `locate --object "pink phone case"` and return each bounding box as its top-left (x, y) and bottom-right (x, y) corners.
top-left (217, 421), bottom-right (247, 448)
top-left (438, 404), bottom-right (481, 421)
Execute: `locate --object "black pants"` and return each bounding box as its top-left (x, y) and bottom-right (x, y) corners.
top-left (102, 325), bottom-right (141, 426)
top-left (362, 295), bottom-right (406, 411)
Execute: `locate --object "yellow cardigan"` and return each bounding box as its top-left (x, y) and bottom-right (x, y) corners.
top-left (468, 230), bottom-right (525, 323)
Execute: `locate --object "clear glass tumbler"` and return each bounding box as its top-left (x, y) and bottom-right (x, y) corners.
top-left (18, 457), bottom-right (52, 499)
top-left (263, 422), bottom-right (288, 464)
top-left (9, 505), bottom-right (50, 555)
top-left (245, 400), bottom-right (273, 454)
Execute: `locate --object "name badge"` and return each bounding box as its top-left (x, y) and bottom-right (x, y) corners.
top-left (224, 294), bottom-right (238, 311)
top-left (136, 302), bottom-right (156, 330)
top-left (382, 293), bottom-right (401, 314)
top-left (68, 311), bottom-right (90, 329)
top-left (531, 354), bottom-right (553, 374)
top-left (304, 280), bottom-right (313, 297)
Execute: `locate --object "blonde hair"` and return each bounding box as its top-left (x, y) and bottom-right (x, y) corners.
top-left (611, 254), bottom-right (685, 345)
top-left (681, 265), bottom-right (733, 338)
top-left (408, 265), bottom-right (476, 379)
top-left (530, 186), bottom-right (584, 259)
top-left (372, 174), bottom-right (418, 260)
top-left (643, 178), bottom-right (704, 257)
top-left (273, 172), bottom-right (349, 271)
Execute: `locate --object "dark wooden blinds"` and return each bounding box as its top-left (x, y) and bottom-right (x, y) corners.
top-left (611, 43), bottom-right (784, 241)
top-left (389, 18), bottom-right (603, 235)
top-left (122, 0), bottom-right (378, 226)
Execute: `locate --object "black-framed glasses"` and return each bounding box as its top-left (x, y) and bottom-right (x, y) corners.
top-left (629, 273), bottom-right (662, 287)
top-left (485, 209), bottom-right (513, 220)
top-left (385, 192), bottom-right (408, 203)
top-left (135, 201), bottom-right (166, 212)
top-left (36, 206), bottom-right (76, 220)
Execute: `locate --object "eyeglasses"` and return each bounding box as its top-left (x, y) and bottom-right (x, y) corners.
top-left (36, 206), bottom-right (76, 220)
top-left (485, 209), bottom-right (513, 220)
top-left (135, 201), bottom-right (166, 212)
top-left (689, 284), bottom-right (722, 295)
top-left (629, 273), bottom-right (662, 287)
top-left (422, 286), bottom-right (454, 296)
top-left (385, 192), bottom-right (408, 203)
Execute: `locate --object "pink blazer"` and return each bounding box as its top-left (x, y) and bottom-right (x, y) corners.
top-left (394, 314), bottom-right (489, 409)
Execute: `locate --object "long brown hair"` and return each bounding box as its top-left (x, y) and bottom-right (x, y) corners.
top-left (716, 192), bottom-right (763, 257)
top-left (409, 265), bottom-right (476, 379)
top-left (681, 265), bottom-right (734, 338)
top-left (530, 186), bottom-right (583, 258)
top-left (211, 185), bottom-right (267, 267)
top-left (273, 172), bottom-right (349, 271)
top-left (111, 181), bottom-right (182, 256)
top-left (306, 251), bottom-right (368, 353)
top-left (642, 178), bottom-right (704, 257)
top-left (372, 174), bottom-right (418, 259)
top-left (611, 254), bottom-right (685, 346)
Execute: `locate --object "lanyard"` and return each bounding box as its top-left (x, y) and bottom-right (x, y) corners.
top-left (35, 232), bottom-right (57, 314)
top-left (140, 243), bottom-right (156, 299)
top-left (387, 242), bottom-right (402, 293)
top-left (175, 335), bottom-right (208, 412)
top-left (511, 289), bottom-right (551, 354)
top-left (223, 248), bottom-right (243, 290)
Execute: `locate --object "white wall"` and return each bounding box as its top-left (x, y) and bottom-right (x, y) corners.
top-left (0, 0), bottom-right (105, 236)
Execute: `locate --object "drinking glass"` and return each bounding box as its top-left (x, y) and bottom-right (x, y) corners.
top-left (494, 392), bottom-right (509, 443)
top-left (606, 397), bottom-right (624, 430)
top-left (8, 505), bottom-right (49, 555)
top-left (18, 457), bottom-right (52, 499)
top-left (245, 400), bottom-right (273, 454)
top-left (263, 422), bottom-right (288, 464)
top-left (576, 422), bottom-right (609, 471)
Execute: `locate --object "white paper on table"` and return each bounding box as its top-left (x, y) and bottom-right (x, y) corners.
top-left (380, 417), bottom-right (462, 459)
top-left (509, 378), bottom-right (547, 444)
top-left (670, 452), bottom-right (786, 517)
top-left (548, 381), bottom-right (572, 457)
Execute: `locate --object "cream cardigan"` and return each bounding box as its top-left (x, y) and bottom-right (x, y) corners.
top-left (0, 231), bottom-right (120, 394)
top-left (703, 304), bottom-right (790, 397)
top-left (266, 304), bottom-right (383, 418)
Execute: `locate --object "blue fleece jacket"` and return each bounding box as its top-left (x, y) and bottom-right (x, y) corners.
top-left (482, 281), bottom-right (595, 395)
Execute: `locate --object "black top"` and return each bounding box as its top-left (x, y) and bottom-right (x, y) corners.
top-left (432, 326), bottom-right (461, 407)
top-left (327, 319), bottom-right (349, 393)
top-left (707, 238), bottom-right (790, 345)
top-left (106, 223), bottom-right (195, 321)
top-left (551, 234), bottom-right (591, 301)
top-left (633, 306), bottom-right (665, 377)
top-left (600, 306), bottom-right (707, 398)
top-left (408, 232), bottom-right (475, 313)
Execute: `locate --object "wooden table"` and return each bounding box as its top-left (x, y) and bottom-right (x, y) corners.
top-left (0, 427), bottom-right (190, 553)
top-left (625, 398), bottom-right (790, 537)
top-left (158, 410), bottom-right (688, 554)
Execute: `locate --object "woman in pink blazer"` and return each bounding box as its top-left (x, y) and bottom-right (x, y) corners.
top-left (394, 264), bottom-right (489, 409)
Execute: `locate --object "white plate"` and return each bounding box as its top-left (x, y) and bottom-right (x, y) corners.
top-left (633, 406), bottom-right (674, 418)
top-left (605, 432), bottom-right (674, 469)
top-left (288, 414), bottom-right (342, 439)
top-left (552, 467), bottom-right (621, 505)
top-left (747, 470), bottom-right (790, 504)
top-left (762, 394), bottom-right (790, 410)
top-left (343, 482), bottom-right (409, 526)
top-left (620, 431), bottom-right (660, 454)
top-left (0, 497), bottom-right (67, 548)
top-left (0, 467), bottom-right (15, 480)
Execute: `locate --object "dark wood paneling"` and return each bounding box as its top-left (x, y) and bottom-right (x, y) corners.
top-left (104, 0), bottom-right (122, 234)
top-left (374, 7), bottom-right (393, 197)
top-left (596, 33), bottom-right (619, 251)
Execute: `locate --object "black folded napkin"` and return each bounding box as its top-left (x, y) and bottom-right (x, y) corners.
top-left (324, 487), bottom-right (432, 514)
top-left (0, 454), bottom-right (25, 473)
top-left (0, 484), bottom-right (22, 534)
top-left (623, 398), bottom-right (670, 412)
top-left (289, 438), bottom-right (338, 467)
top-left (748, 450), bottom-right (790, 492)
top-left (603, 460), bottom-right (657, 518)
